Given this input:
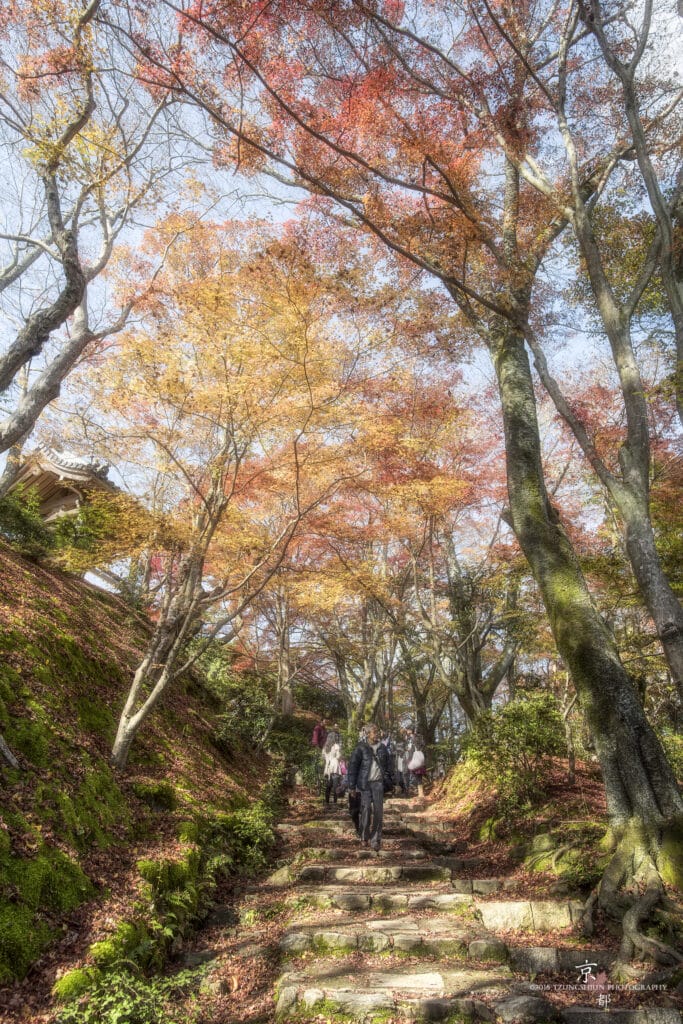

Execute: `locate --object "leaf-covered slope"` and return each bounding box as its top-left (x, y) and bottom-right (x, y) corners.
top-left (0, 540), bottom-right (262, 989)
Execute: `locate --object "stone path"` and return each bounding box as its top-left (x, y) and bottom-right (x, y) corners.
top-left (196, 793), bottom-right (682, 1023)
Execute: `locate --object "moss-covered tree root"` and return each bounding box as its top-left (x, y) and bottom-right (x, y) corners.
top-left (583, 817), bottom-right (683, 970)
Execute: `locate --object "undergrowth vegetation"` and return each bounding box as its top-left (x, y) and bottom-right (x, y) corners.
top-left (53, 761), bottom-right (286, 1018)
top-left (440, 693), bottom-right (609, 889)
top-left (56, 965), bottom-right (204, 1024)
top-left (187, 640), bottom-right (273, 750)
top-left (461, 692), bottom-right (565, 809)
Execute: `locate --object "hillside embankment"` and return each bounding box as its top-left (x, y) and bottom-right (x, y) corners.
top-left (0, 541), bottom-right (284, 1021)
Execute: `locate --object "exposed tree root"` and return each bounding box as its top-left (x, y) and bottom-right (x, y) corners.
top-left (524, 837), bottom-right (585, 874)
top-left (593, 818), bottom-right (683, 970)
top-left (580, 887), bottom-right (599, 938)
top-left (551, 838), bottom-right (583, 872)
top-left (619, 866), bottom-right (682, 966)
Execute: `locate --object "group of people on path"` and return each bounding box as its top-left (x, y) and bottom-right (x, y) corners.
top-left (311, 718), bottom-right (426, 852)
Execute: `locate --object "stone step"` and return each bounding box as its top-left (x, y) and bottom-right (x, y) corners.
top-left (279, 885), bottom-right (583, 934)
top-left (276, 819), bottom-right (349, 836)
top-left (509, 945), bottom-right (617, 975)
top-left (268, 862), bottom-right (454, 886)
top-left (275, 962), bottom-right (514, 1020)
top-left (280, 915), bottom-right (505, 958)
top-left (562, 1011), bottom-right (681, 1024)
top-left (280, 916), bottom-right (617, 970)
top-left (268, 860), bottom-right (526, 889)
top-left (396, 813), bottom-right (452, 830)
top-left (289, 885), bottom-right (475, 912)
top-left (276, 963), bottom-right (681, 1022)
top-left (478, 898), bottom-right (584, 932)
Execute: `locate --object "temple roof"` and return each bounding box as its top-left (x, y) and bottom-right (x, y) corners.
top-left (9, 446), bottom-right (116, 521)
top-left (32, 445), bottom-right (111, 481)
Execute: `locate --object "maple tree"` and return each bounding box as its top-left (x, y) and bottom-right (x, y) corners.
top-left (63, 216), bottom-right (364, 767)
top-left (399, 521), bottom-right (522, 732)
top-left (110, 0), bottom-right (683, 935)
top-left (345, 364), bottom-right (522, 737)
top-left (242, 341), bottom-right (525, 740)
top-left (0, 0), bottom-right (678, 959)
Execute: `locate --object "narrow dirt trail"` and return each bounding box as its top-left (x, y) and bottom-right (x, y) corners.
top-left (189, 789), bottom-right (682, 1024)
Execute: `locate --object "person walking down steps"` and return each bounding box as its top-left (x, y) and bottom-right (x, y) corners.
top-left (323, 725), bottom-right (342, 805)
top-left (405, 727), bottom-right (426, 798)
top-left (348, 723), bottom-right (393, 852)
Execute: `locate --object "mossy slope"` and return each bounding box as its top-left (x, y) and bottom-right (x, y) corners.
top-left (0, 540), bottom-right (267, 987)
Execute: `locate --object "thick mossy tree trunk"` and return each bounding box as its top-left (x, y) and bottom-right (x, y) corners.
top-left (443, 539), bottom-right (517, 728)
top-left (448, 640), bottom-right (516, 729)
top-left (492, 318), bottom-right (683, 911)
top-left (354, 683), bottom-right (384, 734)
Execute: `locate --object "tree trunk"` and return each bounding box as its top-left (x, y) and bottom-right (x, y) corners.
top-left (412, 693), bottom-right (428, 747)
top-left (280, 685), bottom-right (294, 716)
top-left (0, 323), bottom-right (95, 454)
top-left (454, 677), bottom-right (493, 729)
top-left (111, 657), bottom-right (177, 769)
top-left (0, 436), bottom-right (28, 497)
top-left (110, 718), bottom-right (138, 770)
top-left (0, 733), bottom-right (21, 770)
top-left (530, 330), bottom-right (683, 703)
top-left (582, 3), bottom-right (683, 427)
top-left (620, 499), bottom-right (683, 703)
top-left (0, 176), bottom-right (86, 397)
top-left (492, 319), bottom-right (683, 845)
top-left (111, 583), bottom-right (198, 768)
top-left (276, 597), bottom-right (294, 715)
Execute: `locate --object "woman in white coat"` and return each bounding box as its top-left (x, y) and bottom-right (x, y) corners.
top-left (323, 728), bottom-right (342, 805)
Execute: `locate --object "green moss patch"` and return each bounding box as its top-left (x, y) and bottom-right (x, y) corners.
top-left (522, 824), bottom-right (609, 888)
top-left (52, 967), bottom-right (102, 1003)
top-left (0, 846), bottom-right (93, 983)
top-left (76, 696), bottom-right (115, 739)
top-left (132, 780), bottom-right (178, 812)
top-left (0, 905), bottom-right (53, 985)
top-left (659, 816), bottom-right (683, 889)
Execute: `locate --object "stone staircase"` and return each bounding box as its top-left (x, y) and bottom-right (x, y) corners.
top-left (263, 798), bottom-right (681, 1024)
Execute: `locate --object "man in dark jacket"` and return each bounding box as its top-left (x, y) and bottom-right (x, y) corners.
top-left (348, 723), bottom-right (393, 852)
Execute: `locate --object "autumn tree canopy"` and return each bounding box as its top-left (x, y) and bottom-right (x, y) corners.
top-left (109, 0), bottom-right (682, 873)
top-left (0, 0), bottom-right (681, 939)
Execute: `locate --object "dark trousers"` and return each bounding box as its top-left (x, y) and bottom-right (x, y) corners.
top-left (349, 790), bottom-right (361, 833)
top-left (324, 773), bottom-right (340, 803)
top-left (360, 780), bottom-right (384, 846)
